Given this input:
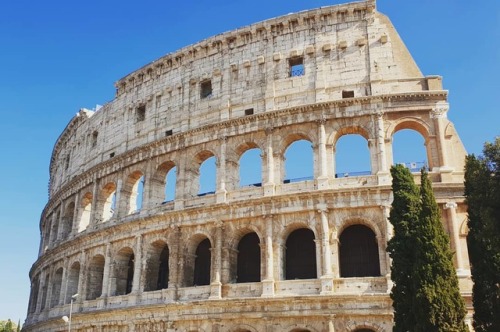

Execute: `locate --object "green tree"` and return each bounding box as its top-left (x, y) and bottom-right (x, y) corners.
top-left (465, 137), bottom-right (500, 332)
top-left (387, 164), bottom-right (420, 332)
top-left (0, 319), bottom-right (15, 332)
top-left (412, 170), bottom-right (467, 331)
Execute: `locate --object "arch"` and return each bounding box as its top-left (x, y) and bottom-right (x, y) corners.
top-left (285, 228), bottom-right (317, 280)
top-left (388, 118), bottom-right (433, 169)
top-left (123, 170), bottom-right (145, 215)
top-left (198, 152), bottom-right (217, 196)
top-left (334, 134), bottom-right (371, 177)
top-left (50, 267), bottom-right (63, 307)
top-left (86, 254), bottom-right (105, 300)
top-left (111, 247), bottom-right (135, 296)
top-left (392, 129), bottom-right (428, 172)
top-left (236, 232), bottom-right (261, 283)
top-left (61, 201), bottom-right (75, 239)
top-left (144, 240), bottom-right (170, 291)
top-left (65, 262), bottom-right (80, 303)
top-left (239, 147), bottom-right (263, 187)
top-left (193, 238), bottom-right (212, 286)
top-left (150, 161), bottom-right (177, 204)
top-left (354, 329), bottom-right (376, 332)
top-left (283, 138), bottom-right (314, 183)
top-left (339, 224), bottom-right (381, 277)
top-left (28, 274), bottom-right (40, 313)
top-left (50, 211), bottom-right (60, 243)
top-left (40, 274), bottom-right (49, 310)
top-left (100, 182), bottom-right (116, 222)
top-left (78, 192), bottom-right (92, 232)
top-left (331, 125), bottom-right (370, 145)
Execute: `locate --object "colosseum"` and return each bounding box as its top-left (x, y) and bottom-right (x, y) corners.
top-left (25, 0), bottom-right (473, 331)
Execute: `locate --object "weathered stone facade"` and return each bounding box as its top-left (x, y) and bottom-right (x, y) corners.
top-left (25, 1), bottom-right (473, 331)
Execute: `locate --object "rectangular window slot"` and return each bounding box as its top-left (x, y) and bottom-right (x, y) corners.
top-left (165, 129), bottom-right (173, 137)
top-left (136, 105), bottom-right (146, 122)
top-left (109, 152), bottom-right (115, 158)
top-left (342, 90), bottom-right (355, 98)
top-left (289, 57), bottom-right (304, 77)
top-left (244, 108), bottom-right (254, 116)
top-left (200, 80), bottom-right (212, 99)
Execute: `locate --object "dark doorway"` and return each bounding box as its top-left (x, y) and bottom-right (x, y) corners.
top-left (157, 245), bottom-right (169, 290)
top-left (339, 225), bottom-right (380, 277)
top-left (285, 228), bottom-right (317, 279)
top-left (193, 238), bottom-right (211, 286)
top-left (237, 232), bottom-right (261, 283)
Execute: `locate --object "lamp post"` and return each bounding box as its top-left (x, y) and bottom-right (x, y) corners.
top-left (62, 293), bottom-right (78, 332)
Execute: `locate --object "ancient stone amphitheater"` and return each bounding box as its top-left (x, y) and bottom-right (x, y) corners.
top-left (25, 1), bottom-right (473, 331)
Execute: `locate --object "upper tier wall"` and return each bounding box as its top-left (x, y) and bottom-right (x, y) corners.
top-left (49, 0), bottom-right (429, 197)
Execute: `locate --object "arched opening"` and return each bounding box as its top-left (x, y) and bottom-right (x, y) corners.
top-left (392, 128), bottom-right (428, 172)
top-left (61, 202), bottom-right (75, 239)
top-left (239, 148), bottom-right (262, 187)
top-left (285, 228), bottom-right (317, 280)
top-left (335, 134), bottom-right (371, 177)
top-left (284, 139), bottom-right (313, 183)
top-left (28, 275), bottom-right (40, 313)
top-left (339, 225), bottom-right (380, 277)
top-left (40, 275), bottom-right (49, 310)
top-left (354, 329), bottom-right (376, 332)
top-left (124, 171), bottom-right (144, 215)
top-left (164, 166), bottom-right (177, 202)
top-left (199, 155), bottom-right (216, 196)
top-left (79, 192), bottom-right (92, 232)
top-left (144, 241), bottom-right (169, 292)
top-left (50, 268), bottom-right (63, 307)
top-left (66, 262), bottom-right (80, 303)
top-left (112, 247), bottom-right (135, 296)
top-left (236, 232), bottom-right (261, 283)
top-left (100, 183), bottom-right (116, 222)
top-left (50, 212), bottom-right (60, 243)
top-left (86, 255), bottom-right (105, 300)
top-left (193, 238), bottom-right (211, 286)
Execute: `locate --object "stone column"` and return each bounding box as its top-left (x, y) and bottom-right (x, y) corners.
top-left (59, 258), bottom-right (69, 305)
top-left (317, 119), bottom-right (329, 189)
top-left (57, 203), bottom-right (65, 240)
top-left (261, 215), bottom-right (275, 297)
top-left (445, 202), bottom-right (465, 272)
top-left (44, 267), bottom-right (54, 311)
top-left (376, 112), bottom-right (390, 187)
top-left (90, 179), bottom-right (99, 226)
top-left (101, 243), bottom-right (112, 298)
top-left (70, 192), bottom-right (79, 236)
top-left (318, 207), bottom-right (333, 294)
top-left (210, 222), bottom-right (223, 299)
top-left (114, 178), bottom-right (123, 218)
top-left (381, 205), bottom-right (393, 292)
top-left (331, 226), bottom-right (340, 279)
top-left (35, 270), bottom-right (47, 313)
top-left (263, 128), bottom-right (275, 196)
top-left (132, 235), bottom-right (143, 293)
top-left (216, 137), bottom-right (227, 203)
top-left (77, 250), bottom-right (86, 303)
top-left (431, 102), bottom-right (453, 173)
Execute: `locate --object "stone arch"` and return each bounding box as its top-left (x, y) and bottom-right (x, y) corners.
top-left (28, 274), bottom-right (40, 313)
top-left (99, 182), bottom-right (117, 222)
top-left (333, 126), bottom-right (372, 176)
top-left (151, 160), bottom-right (177, 204)
top-left (236, 232), bottom-right (261, 283)
top-left (86, 254), bottom-right (105, 300)
top-left (345, 321), bottom-right (384, 332)
top-left (339, 224), bottom-right (381, 278)
top-left (281, 133), bottom-right (315, 183)
top-left (193, 238), bottom-right (212, 286)
top-left (50, 266), bottom-right (64, 307)
top-left (284, 323), bottom-right (319, 332)
top-left (235, 142), bottom-right (263, 187)
top-left (184, 234), bottom-right (213, 287)
top-left (40, 274), bottom-right (49, 310)
top-left (387, 117), bottom-right (434, 169)
top-left (229, 324), bottom-right (259, 332)
top-left (65, 261), bottom-right (80, 304)
top-left (78, 191), bottom-right (93, 232)
top-left (284, 226), bottom-right (317, 280)
top-left (50, 210), bottom-right (60, 243)
top-left (330, 125), bottom-right (371, 145)
top-left (122, 170), bottom-right (145, 215)
top-left (144, 240), bottom-right (170, 291)
top-left (111, 246), bottom-right (135, 296)
top-left (60, 201), bottom-right (75, 239)
top-left (188, 149), bottom-right (217, 196)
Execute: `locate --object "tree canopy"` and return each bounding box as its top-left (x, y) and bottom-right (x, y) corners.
top-left (464, 137), bottom-right (500, 332)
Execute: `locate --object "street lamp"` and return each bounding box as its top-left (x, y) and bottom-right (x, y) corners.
top-left (62, 293), bottom-right (78, 332)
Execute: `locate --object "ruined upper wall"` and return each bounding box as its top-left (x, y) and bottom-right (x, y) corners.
top-left (48, 0), bottom-right (437, 196)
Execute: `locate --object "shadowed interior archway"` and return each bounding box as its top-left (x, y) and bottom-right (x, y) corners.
top-left (285, 228), bottom-right (317, 280)
top-left (339, 224), bottom-right (380, 277)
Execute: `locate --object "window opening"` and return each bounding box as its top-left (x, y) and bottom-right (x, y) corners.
top-left (136, 105), bottom-right (146, 122)
top-left (164, 166), bottom-right (177, 202)
top-left (285, 228), bottom-right (317, 279)
top-left (239, 148), bottom-right (262, 187)
top-left (198, 156), bottom-right (216, 196)
top-left (289, 57), bottom-right (304, 77)
top-left (335, 134), bottom-right (371, 177)
top-left (342, 90), bottom-right (355, 98)
top-left (193, 238), bottom-right (211, 286)
top-left (284, 139), bottom-right (313, 183)
top-left (244, 108), bottom-right (254, 116)
top-left (200, 80), bottom-right (213, 99)
top-left (339, 225), bottom-right (380, 277)
top-left (392, 129), bottom-right (428, 172)
top-left (236, 232), bottom-right (261, 283)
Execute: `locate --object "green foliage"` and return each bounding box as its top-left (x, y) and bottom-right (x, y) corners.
top-left (465, 137), bottom-right (500, 332)
top-left (412, 170), bottom-right (467, 332)
top-left (0, 319), bottom-right (18, 332)
top-left (388, 165), bottom-right (467, 331)
top-left (388, 164), bottom-right (420, 332)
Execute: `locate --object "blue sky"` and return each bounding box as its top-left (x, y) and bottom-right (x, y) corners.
top-left (0, 0), bottom-right (498, 324)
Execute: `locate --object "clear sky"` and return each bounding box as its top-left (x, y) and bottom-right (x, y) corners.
top-left (0, 0), bottom-right (498, 325)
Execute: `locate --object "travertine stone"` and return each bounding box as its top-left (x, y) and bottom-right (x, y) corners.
top-left (25, 1), bottom-right (473, 331)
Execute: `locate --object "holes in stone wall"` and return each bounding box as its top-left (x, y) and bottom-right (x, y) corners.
top-left (200, 80), bottom-right (213, 99)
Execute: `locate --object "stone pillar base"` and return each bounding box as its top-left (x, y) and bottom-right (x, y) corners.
top-left (316, 176), bottom-right (329, 190)
top-left (216, 190), bottom-right (227, 204)
top-left (261, 279), bottom-right (275, 297)
top-left (377, 171), bottom-right (391, 185)
top-left (320, 275), bottom-right (334, 295)
top-left (209, 281), bottom-right (222, 300)
top-left (263, 184), bottom-right (275, 196)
